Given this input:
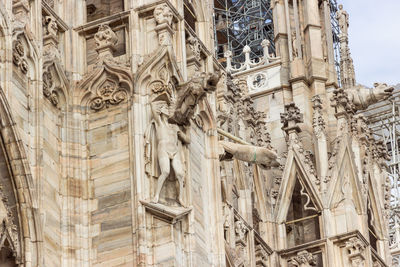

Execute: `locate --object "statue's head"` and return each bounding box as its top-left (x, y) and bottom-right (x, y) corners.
top-left (339, 4), bottom-right (343, 10)
top-left (372, 83), bottom-right (394, 100)
top-left (153, 100), bottom-right (171, 117)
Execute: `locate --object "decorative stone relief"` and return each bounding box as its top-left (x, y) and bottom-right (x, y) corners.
top-left (89, 79), bottom-right (127, 111)
top-left (311, 95), bottom-right (326, 138)
top-left (171, 72), bottom-right (220, 125)
top-left (42, 15), bottom-right (61, 61)
top-left (233, 219), bottom-right (249, 266)
top-left (186, 36), bottom-right (201, 62)
top-left (12, 38), bottom-right (28, 74)
top-left (94, 24), bottom-right (118, 58)
top-left (290, 250), bottom-right (316, 267)
top-left (280, 102), bottom-right (303, 133)
top-left (43, 16), bottom-right (58, 37)
top-left (154, 3), bottom-right (174, 46)
top-left (42, 70), bottom-right (59, 106)
top-left (345, 237), bottom-right (366, 267)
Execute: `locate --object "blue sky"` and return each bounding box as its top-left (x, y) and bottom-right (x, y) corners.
top-left (343, 0), bottom-right (400, 86)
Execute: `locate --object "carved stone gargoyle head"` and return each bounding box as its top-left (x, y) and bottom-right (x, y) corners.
top-left (170, 72), bottom-right (221, 125)
top-left (372, 82), bottom-right (394, 101)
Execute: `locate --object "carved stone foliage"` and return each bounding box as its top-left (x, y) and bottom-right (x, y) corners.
top-left (43, 70), bottom-right (59, 106)
top-left (217, 75), bottom-right (272, 147)
top-left (311, 95), bottom-right (326, 138)
top-left (280, 102), bottom-right (303, 133)
top-left (331, 88), bottom-right (355, 114)
top-left (79, 24), bottom-right (132, 111)
top-left (12, 37), bottom-right (29, 74)
top-left (89, 79), bottom-right (127, 111)
top-left (290, 250), bottom-right (316, 267)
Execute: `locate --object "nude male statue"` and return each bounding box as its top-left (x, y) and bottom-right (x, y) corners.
top-left (150, 100), bottom-right (190, 206)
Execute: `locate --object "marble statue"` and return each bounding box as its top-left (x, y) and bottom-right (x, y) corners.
top-left (219, 140), bottom-right (280, 169)
top-left (346, 83), bottom-right (394, 110)
top-left (336, 4), bottom-right (349, 36)
top-left (149, 100), bottom-right (190, 206)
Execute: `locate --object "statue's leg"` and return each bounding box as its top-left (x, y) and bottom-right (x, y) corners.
top-left (152, 152), bottom-right (170, 203)
top-left (172, 156), bottom-right (185, 207)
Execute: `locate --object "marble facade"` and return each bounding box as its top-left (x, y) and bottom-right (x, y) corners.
top-left (0, 0), bottom-right (393, 266)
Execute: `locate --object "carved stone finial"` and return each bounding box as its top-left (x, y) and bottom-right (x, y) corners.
top-left (330, 88), bottom-right (355, 115)
top-left (280, 102), bottom-right (303, 133)
top-left (94, 24), bottom-right (118, 58)
top-left (290, 250), bottom-right (316, 267)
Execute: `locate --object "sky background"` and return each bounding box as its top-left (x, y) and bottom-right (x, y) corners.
top-left (343, 0), bottom-right (400, 86)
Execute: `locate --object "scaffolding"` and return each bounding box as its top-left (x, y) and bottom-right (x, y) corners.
top-left (362, 85), bottom-right (400, 266)
top-left (329, 0), bottom-right (341, 85)
top-left (213, 0), bottom-right (275, 66)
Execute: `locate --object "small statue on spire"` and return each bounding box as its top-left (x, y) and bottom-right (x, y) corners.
top-left (336, 4), bottom-right (349, 37)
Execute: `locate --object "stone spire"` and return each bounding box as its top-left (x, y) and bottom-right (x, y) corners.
top-left (337, 4), bottom-right (356, 89)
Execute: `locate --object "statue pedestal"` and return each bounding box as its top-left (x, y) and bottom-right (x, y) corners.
top-left (140, 200), bottom-right (192, 224)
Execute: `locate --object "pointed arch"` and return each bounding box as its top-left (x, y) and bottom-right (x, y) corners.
top-left (327, 142), bottom-right (364, 214)
top-left (0, 87), bottom-right (42, 266)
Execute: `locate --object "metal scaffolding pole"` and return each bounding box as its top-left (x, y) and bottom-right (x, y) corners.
top-left (213, 0), bottom-right (275, 66)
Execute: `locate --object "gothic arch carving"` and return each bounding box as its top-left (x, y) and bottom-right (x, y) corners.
top-left (0, 87), bottom-right (42, 266)
top-left (12, 30), bottom-right (39, 80)
top-left (135, 45), bottom-right (183, 96)
top-left (77, 60), bottom-right (133, 112)
top-left (327, 142), bottom-right (364, 214)
top-left (275, 149), bottom-right (323, 223)
top-left (42, 60), bottom-right (68, 108)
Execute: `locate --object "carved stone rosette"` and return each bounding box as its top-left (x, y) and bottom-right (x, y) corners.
top-left (89, 79), bottom-right (127, 111)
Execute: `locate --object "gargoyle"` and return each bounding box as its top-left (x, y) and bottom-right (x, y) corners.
top-left (219, 141), bottom-right (280, 169)
top-left (170, 72), bottom-right (220, 125)
top-left (346, 83), bottom-right (393, 110)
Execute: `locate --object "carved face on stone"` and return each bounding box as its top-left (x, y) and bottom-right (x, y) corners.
top-left (154, 4), bottom-right (173, 25)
